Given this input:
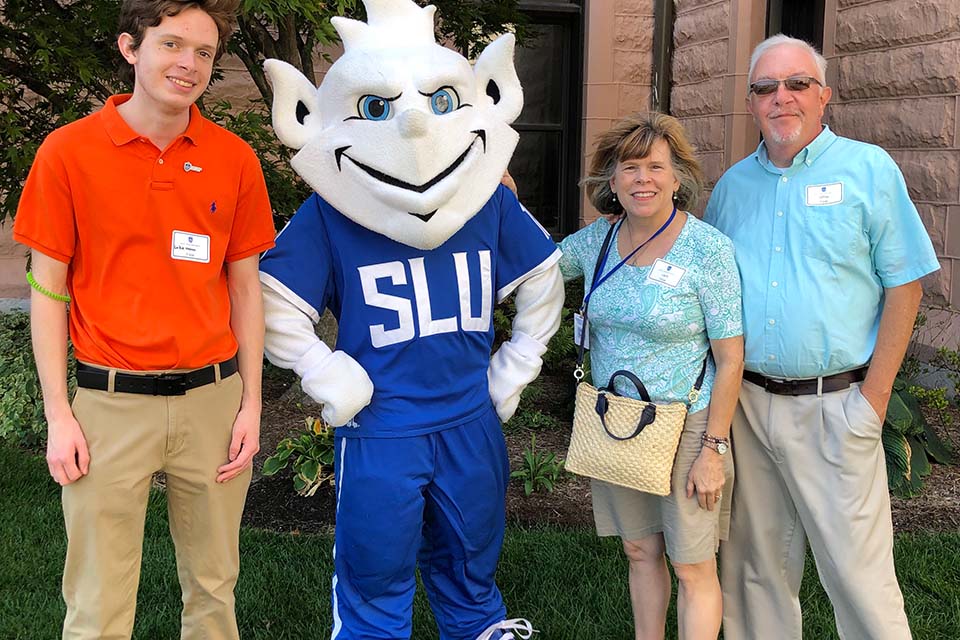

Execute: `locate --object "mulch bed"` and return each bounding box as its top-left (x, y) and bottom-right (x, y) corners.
top-left (243, 368), bottom-right (960, 535)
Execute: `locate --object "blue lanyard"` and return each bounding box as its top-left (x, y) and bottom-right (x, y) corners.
top-left (582, 206), bottom-right (677, 312)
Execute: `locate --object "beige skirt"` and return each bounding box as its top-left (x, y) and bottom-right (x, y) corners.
top-left (590, 409), bottom-right (734, 564)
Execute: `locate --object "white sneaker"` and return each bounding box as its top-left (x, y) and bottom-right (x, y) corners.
top-left (474, 618), bottom-right (536, 640)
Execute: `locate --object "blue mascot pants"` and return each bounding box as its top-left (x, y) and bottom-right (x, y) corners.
top-left (330, 406), bottom-right (509, 640)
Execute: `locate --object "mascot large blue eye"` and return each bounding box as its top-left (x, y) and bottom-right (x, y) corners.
top-left (359, 95), bottom-right (391, 121)
top-left (429, 88), bottom-right (460, 115)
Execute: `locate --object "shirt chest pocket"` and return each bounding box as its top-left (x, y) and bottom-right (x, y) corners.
top-left (800, 206), bottom-right (864, 264)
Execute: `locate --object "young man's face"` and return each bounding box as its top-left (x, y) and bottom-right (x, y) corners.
top-left (119, 7), bottom-right (219, 113)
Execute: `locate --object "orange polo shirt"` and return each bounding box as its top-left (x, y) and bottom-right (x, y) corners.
top-left (14, 95), bottom-right (276, 370)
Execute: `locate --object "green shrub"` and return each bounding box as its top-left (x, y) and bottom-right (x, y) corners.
top-left (930, 346), bottom-right (960, 398)
top-left (883, 378), bottom-right (954, 498)
top-left (511, 407), bottom-right (561, 432)
top-left (0, 312), bottom-right (75, 448)
top-left (510, 434), bottom-right (565, 496)
top-left (507, 383), bottom-right (562, 432)
top-left (202, 99), bottom-right (311, 230)
top-left (879, 312), bottom-right (957, 498)
top-left (261, 416), bottom-right (336, 496)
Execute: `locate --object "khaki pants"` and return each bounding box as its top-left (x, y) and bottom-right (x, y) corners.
top-left (62, 369), bottom-right (250, 640)
top-left (720, 380), bottom-right (911, 640)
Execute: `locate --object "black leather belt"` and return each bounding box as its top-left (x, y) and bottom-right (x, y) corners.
top-left (76, 356), bottom-right (238, 396)
top-left (743, 366), bottom-right (868, 396)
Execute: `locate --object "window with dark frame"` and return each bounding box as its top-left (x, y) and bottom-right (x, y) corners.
top-left (509, 0), bottom-right (584, 238)
top-left (767, 0), bottom-right (825, 48)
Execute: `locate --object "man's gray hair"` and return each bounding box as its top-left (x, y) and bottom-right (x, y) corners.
top-left (748, 34), bottom-right (828, 84)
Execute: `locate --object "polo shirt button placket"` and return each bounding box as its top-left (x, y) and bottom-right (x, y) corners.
top-left (151, 152), bottom-right (175, 190)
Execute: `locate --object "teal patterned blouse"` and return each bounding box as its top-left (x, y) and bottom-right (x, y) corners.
top-left (559, 215), bottom-right (742, 413)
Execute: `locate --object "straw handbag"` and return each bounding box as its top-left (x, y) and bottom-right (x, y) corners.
top-left (565, 219), bottom-right (706, 495)
top-left (566, 367), bottom-right (705, 495)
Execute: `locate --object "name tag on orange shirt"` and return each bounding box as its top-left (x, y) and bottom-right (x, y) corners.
top-left (171, 230), bottom-right (210, 263)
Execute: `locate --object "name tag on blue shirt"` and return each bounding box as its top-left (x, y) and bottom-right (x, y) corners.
top-left (646, 259), bottom-right (686, 287)
top-left (805, 182), bottom-right (843, 206)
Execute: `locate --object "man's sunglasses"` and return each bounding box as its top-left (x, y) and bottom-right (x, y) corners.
top-left (749, 76), bottom-right (823, 96)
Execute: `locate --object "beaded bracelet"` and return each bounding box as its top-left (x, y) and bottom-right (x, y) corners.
top-left (26, 271), bottom-right (71, 303)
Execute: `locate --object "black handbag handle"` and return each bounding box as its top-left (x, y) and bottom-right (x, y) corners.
top-left (594, 388), bottom-right (658, 441)
top-left (596, 369), bottom-right (655, 440)
top-left (600, 369), bottom-right (652, 402)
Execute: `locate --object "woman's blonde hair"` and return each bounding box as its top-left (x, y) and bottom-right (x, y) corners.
top-left (583, 111), bottom-right (705, 214)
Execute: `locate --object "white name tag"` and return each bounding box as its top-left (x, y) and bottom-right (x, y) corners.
top-left (574, 312), bottom-right (590, 350)
top-left (805, 182), bottom-right (843, 206)
top-left (171, 230), bottom-right (210, 263)
top-left (646, 259), bottom-right (686, 287)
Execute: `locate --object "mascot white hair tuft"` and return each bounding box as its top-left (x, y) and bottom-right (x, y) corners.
top-left (258, 1), bottom-right (562, 637)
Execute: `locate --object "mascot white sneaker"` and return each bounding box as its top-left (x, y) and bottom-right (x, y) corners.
top-left (258, 1), bottom-right (562, 638)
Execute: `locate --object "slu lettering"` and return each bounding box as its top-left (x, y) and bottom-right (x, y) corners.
top-left (358, 250), bottom-right (493, 348)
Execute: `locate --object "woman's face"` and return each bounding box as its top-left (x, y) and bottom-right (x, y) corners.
top-left (608, 138), bottom-right (680, 221)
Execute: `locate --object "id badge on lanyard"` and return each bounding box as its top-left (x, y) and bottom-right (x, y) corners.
top-left (574, 312), bottom-right (590, 350)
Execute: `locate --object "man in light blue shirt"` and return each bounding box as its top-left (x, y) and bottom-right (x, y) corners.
top-left (704, 34), bottom-right (939, 640)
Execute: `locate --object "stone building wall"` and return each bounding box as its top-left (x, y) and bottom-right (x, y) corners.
top-left (824, 0), bottom-right (960, 346)
top-left (0, 225), bottom-right (27, 307)
top-left (671, 0), bottom-right (730, 204)
top-left (580, 0), bottom-right (656, 225)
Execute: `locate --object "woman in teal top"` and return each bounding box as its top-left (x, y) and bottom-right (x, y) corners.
top-left (559, 112), bottom-right (743, 640)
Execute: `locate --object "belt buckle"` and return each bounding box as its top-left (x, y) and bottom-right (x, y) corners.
top-left (155, 373), bottom-right (188, 396)
top-left (766, 377), bottom-right (787, 393)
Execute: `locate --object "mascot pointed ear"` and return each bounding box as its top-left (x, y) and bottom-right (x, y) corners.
top-left (264, 59), bottom-right (322, 150)
top-left (474, 33), bottom-right (523, 124)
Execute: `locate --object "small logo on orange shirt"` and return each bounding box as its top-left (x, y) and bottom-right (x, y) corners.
top-left (210, 201), bottom-right (217, 213)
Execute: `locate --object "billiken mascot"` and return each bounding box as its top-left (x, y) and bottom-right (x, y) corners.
top-left (258, 0), bottom-right (563, 637)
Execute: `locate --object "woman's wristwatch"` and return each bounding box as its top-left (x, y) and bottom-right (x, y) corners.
top-left (701, 433), bottom-right (730, 455)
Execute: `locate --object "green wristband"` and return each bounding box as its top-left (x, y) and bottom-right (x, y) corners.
top-left (26, 271), bottom-right (71, 303)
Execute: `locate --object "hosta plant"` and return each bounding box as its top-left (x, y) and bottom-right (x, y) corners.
top-left (882, 378), bottom-right (953, 498)
top-left (262, 416), bottom-right (336, 497)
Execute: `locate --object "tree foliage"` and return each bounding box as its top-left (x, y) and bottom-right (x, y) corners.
top-left (0, 0), bottom-right (124, 227)
top-left (0, 0), bottom-right (527, 227)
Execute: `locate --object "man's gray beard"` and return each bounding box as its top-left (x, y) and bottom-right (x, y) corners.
top-left (766, 121), bottom-right (803, 145)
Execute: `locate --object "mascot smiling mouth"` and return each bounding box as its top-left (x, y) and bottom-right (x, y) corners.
top-left (334, 131), bottom-right (486, 217)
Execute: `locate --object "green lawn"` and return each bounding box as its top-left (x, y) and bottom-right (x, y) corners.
top-left (2, 444), bottom-right (958, 639)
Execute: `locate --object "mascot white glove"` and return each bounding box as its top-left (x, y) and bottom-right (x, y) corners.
top-left (293, 342), bottom-right (373, 427)
top-left (487, 264), bottom-right (564, 422)
top-left (261, 278), bottom-right (374, 427)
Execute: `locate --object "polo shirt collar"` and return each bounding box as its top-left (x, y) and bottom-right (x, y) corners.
top-left (755, 125), bottom-right (837, 173)
top-left (101, 94), bottom-right (206, 147)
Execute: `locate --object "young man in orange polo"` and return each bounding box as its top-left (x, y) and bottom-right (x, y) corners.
top-left (13, 1), bottom-right (275, 638)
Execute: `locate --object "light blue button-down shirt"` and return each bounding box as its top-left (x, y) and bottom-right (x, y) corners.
top-left (704, 126), bottom-right (939, 378)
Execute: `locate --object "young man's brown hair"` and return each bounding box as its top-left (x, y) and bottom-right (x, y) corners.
top-left (117, 0), bottom-right (240, 85)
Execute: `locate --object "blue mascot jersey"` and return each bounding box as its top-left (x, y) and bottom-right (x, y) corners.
top-left (260, 185), bottom-right (561, 438)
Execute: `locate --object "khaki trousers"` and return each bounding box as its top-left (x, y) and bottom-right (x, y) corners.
top-left (720, 380), bottom-right (911, 640)
top-left (61, 369), bottom-right (250, 640)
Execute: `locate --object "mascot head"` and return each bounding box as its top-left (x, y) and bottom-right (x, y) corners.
top-left (264, 0), bottom-right (523, 250)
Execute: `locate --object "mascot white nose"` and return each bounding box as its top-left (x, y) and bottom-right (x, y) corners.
top-left (398, 108), bottom-right (429, 139)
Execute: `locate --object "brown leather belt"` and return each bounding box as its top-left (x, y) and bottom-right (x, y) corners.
top-left (742, 366), bottom-right (868, 396)
top-left (76, 356), bottom-right (238, 396)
